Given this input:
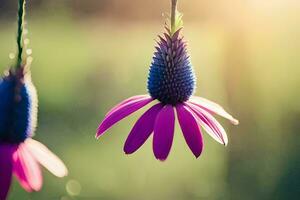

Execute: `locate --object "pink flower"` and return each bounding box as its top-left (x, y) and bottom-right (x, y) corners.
top-left (0, 1), bottom-right (67, 198)
top-left (0, 68), bottom-right (67, 199)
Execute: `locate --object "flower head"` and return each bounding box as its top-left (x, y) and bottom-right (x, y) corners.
top-left (148, 28), bottom-right (195, 105)
top-left (0, 68), bottom-right (68, 200)
top-left (96, 2), bottom-right (238, 161)
top-left (0, 68), bottom-right (37, 144)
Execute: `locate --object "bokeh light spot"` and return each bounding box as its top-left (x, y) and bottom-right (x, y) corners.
top-left (66, 179), bottom-right (81, 196)
top-left (24, 38), bottom-right (30, 45)
top-left (9, 53), bottom-right (15, 59)
top-left (26, 49), bottom-right (32, 55)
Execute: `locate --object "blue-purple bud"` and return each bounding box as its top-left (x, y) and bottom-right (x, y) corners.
top-left (147, 29), bottom-right (196, 105)
top-left (0, 68), bottom-right (37, 144)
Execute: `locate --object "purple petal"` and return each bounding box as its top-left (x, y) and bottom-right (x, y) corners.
top-left (0, 145), bottom-right (15, 200)
top-left (13, 144), bottom-right (42, 192)
top-left (186, 102), bottom-right (228, 145)
top-left (190, 96), bottom-right (239, 125)
top-left (106, 95), bottom-right (150, 117)
top-left (124, 103), bottom-right (163, 154)
top-left (153, 105), bottom-right (175, 161)
top-left (97, 96), bottom-right (153, 138)
top-left (190, 101), bottom-right (228, 146)
top-left (176, 104), bottom-right (203, 158)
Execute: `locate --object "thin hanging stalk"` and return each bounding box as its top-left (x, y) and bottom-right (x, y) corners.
top-left (16, 0), bottom-right (26, 68)
top-left (171, 0), bottom-right (178, 33)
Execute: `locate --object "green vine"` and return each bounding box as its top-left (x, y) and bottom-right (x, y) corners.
top-left (16, 0), bottom-right (26, 68)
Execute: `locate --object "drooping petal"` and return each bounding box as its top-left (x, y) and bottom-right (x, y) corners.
top-left (124, 103), bottom-right (163, 154)
top-left (0, 145), bottom-right (15, 200)
top-left (186, 102), bottom-right (226, 145)
top-left (13, 144), bottom-right (42, 192)
top-left (153, 105), bottom-right (175, 161)
top-left (176, 104), bottom-right (203, 158)
top-left (188, 102), bottom-right (228, 145)
top-left (25, 139), bottom-right (68, 178)
top-left (190, 96), bottom-right (239, 125)
top-left (106, 95), bottom-right (151, 116)
top-left (97, 96), bottom-right (153, 138)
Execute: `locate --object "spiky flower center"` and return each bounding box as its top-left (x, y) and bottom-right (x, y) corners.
top-left (147, 29), bottom-right (196, 105)
top-left (0, 68), bottom-right (37, 144)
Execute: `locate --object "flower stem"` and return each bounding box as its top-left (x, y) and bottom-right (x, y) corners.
top-left (16, 0), bottom-right (26, 68)
top-left (171, 0), bottom-right (178, 31)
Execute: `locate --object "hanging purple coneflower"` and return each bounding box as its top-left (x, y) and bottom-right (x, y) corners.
top-left (96, 0), bottom-right (239, 161)
top-left (0, 1), bottom-right (67, 199)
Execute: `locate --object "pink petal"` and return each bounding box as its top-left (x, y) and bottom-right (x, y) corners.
top-left (190, 96), bottom-right (239, 125)
top-left (153, 105), bottom-right (175, 161)
top-left (97, 96), bottom-right (153, 138)
top-left (124, 103), bottom-right (163, 154)
top-left (106, 95), bottom-right (150, 116)
top-left (176, 104), bottom-right (203, 158)
top-left (25, 139), bottom-right (68, 178)
top-left (13, 144), bottom-right (42, 192)
top-left (0, 145), bottom-right (16, 200)
top-left (188, 103), bottom-right (228, 146)
top-left (186, 102), bottom-right (227, 145)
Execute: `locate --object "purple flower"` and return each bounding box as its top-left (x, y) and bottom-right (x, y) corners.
top-left (96, 15), bottom-right (238, 161)
top-left (0, 68), bottom-right (68, 199)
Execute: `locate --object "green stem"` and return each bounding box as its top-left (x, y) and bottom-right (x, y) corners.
top-left (16, 0), bottom-right (26, 68)
top-left (171, 0), bottom-right (178, 33)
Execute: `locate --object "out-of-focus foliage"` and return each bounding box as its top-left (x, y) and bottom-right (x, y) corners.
top-left (0, 0), bottom-right (299, 199)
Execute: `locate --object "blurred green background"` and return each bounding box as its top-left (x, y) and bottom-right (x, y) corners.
top-left (0, 0), bottom-right (299, 199)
